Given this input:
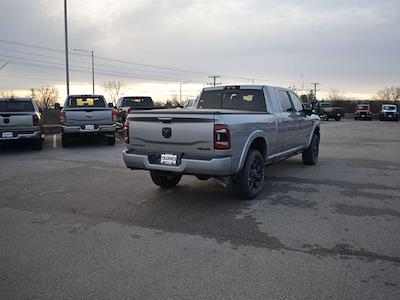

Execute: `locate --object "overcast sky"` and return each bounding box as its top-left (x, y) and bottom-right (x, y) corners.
top-left (0, 0), bottom-right (399, 101)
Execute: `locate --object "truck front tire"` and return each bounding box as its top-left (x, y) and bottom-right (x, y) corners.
top-left (302, 134), bottom-right (319, 165)
top-left (150, 170), bottom-right (182, 188)
top-left (232, 149), bottom-right (264, 200)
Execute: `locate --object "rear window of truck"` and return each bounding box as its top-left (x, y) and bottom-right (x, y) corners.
top-left (198, 89), bottom-right (267, 112)
top-left (67, 96), bottom-right (106, 107)
top-left (0, 100), bottom-right (34, 112)
top-left (383, 106), bottom-right (396, 111)
top-left (357, 105), bottom-right (369, 110)
top-left (121, 97), bottom-right (154, 108)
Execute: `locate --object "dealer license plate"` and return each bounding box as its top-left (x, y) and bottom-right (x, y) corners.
top-left (2, 132), bottom-right (13, 138)
top-left (85, 125), bottom-right (95, 130)
top-left (160, 153), bottom-right (177, 165)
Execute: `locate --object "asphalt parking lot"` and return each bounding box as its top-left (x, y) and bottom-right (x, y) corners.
top-left (0, 119), bottom-right (399, 299)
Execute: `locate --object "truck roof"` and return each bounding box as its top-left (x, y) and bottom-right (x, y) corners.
top-left (203, 85), bottom-right (267, 91)
top-left (0, 97), bottom-right (33, 101)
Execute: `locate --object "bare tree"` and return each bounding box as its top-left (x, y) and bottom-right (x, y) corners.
top-left (0, 90), bottom-right (16, 98)
top-left (102, 81), bottom-right (125, 105)
top-left (30, 86), bottom-right (59, 108)
top-left (375, 86), bottom-right (400, 101)
top-left (164, 95), bottom-right (179, 108)
top-left (326, 88), bottom-right (347, 101)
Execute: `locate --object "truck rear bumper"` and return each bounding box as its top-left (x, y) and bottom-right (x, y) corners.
top-left (62, 124), bottom-right (116, 134)
top-left (0, 130), bottom-right (42, 141)
top-left (123, 150), bottom-right (233, 176)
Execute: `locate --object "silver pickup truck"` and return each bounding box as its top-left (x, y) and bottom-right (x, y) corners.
top-left (60, 95), bottom-right (117, 147)
top-left (0, 98), bottom-right (44, 150)
top-left (123, 85), bottom-right (320, 199)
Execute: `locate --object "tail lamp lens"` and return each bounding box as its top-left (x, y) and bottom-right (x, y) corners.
top-left (214, 124), bottom-right (231, 149)
top-left (124, 121), bottom-right (129, 144)
top-left (33, 115), bottom-right (39, 126)
top-left (60, 111), bottom-right (66, 124)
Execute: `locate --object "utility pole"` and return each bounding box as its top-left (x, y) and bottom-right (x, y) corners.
top-left (207, 75), bottom-right (221, 86)
top-left (64, 0), bottom-right (70, 96)
top-left (74, 49), bottom-right (95, 94)
top-left (311, 82), bottom-right (320, 100)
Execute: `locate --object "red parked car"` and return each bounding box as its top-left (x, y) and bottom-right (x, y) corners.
top-left (354, 104), bottom-right (372, 120)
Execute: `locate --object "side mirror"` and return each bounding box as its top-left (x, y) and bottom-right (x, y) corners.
top-left (108, 102), bottom-right (114, 108)
top-left (303, 104), bottom-right (312, 116)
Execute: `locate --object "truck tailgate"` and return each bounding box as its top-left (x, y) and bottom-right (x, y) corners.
top-left (0, 112), bottom-right (34, 129)
top-left (65, 108), bottom-right (112, 125)
top-left (128, 111), bottom-right (215, 156)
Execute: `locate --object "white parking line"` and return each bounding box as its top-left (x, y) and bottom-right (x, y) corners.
top-left (115, 137), bottom-right (120, 142)
top-left (53, 134), bottom-right (57, 148)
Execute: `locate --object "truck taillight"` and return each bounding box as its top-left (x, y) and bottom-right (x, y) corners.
top-left (124, 121), bottom-right (129, 144)
top-left (112, 110), bottom-right (117, 122)
top-left (33, 115), bottom-right (39, 126)
top-left (60, 111), bottom-right (66, 124)
top-left (214, 124), bottom-right (231, 150)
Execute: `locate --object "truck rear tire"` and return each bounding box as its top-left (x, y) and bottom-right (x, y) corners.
top-left (106, 134), bottom-right (115, 146)
top-left (61, 133), bottom-right (71, 148)
top-left (150, 170), bottom-right (182, 188)
top-left (302, 134), bottom-right (319, 165)
top-left (232, 149), bottom-right (264, 200)
top-left (32, 138), bottom-right (43, 150)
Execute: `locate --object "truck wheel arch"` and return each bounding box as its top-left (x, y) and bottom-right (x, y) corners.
top-left (236, 131), bottom-right (267, 173)
top-left (306, 125), bottom-right (320, 148)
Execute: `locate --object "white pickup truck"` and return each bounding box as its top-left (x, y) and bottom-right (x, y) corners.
top-left (123, 85), bottom-right (320, 199)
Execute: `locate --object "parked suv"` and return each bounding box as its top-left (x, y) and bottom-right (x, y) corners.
top-left (60, 95), bottom-right (116, 147)
top-left (379, 104), bottom-right (399, 121)
top-left (123, 85), bottom-right (320, 199)
top-left (354, 104), bottom-right (372, 120)
top-left (0, 97), bottom-right (44, 150)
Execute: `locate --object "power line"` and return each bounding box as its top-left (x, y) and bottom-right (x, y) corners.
top-left (0, 39), bottom-right (276, 84)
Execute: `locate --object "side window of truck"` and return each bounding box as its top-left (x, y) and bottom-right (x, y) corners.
top-left (277, 90), bottom-right (293, 112)
top-left (289, 92), bottom-right (304, 112)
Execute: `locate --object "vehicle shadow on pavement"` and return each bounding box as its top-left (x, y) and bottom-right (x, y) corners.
top-left (0, 141), bottom-right (40, 154)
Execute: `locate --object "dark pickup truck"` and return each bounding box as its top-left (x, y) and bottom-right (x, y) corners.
top-left (312, 101), bottom-right (345, 121)
top-left (115, 96), bottom-right (155, 129)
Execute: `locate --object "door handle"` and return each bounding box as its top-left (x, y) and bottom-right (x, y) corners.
top-left (283, 120), bottom-right (289, 123)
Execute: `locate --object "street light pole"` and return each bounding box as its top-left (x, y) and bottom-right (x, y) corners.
top-left (64, 0), bottom-right (70, 96)
top-left (91, 50), bottom-right (94, 95)
top-left (74, 48), bottom-right (95, 94)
